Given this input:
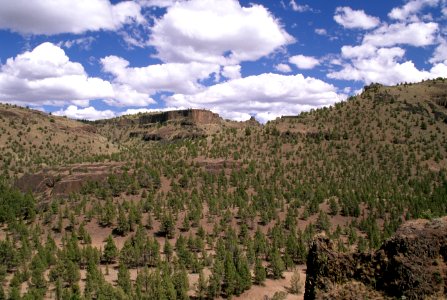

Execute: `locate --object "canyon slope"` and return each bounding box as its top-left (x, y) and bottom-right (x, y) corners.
top-left (0, 78), bottom-right (446, 299)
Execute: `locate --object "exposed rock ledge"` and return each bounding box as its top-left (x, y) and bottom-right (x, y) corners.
top-left (139, 109), bottom-right (221, 125)
top-left (305, 217), bottom-right (447, 299)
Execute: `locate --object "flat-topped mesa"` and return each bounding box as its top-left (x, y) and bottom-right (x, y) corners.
top-left (139, 109), bottom-right (221, 125)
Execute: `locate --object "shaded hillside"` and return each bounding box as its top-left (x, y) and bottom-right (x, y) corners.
top-left (304, 216), bottom-right (447, 300)
top-left (0, 79), bottom-right (446, 299)
top-left (0, 104), bottom-right (118, 178)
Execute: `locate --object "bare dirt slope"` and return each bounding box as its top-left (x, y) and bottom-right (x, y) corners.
top-left (0, 104), bottom-right (118, 176)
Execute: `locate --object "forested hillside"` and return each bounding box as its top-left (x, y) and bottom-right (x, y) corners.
top-left (0, 78), bottom-right (446, 299)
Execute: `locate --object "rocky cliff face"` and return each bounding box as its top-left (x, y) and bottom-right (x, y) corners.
top-left (126, 109), bottom-right (223, 141)
top-left (15, 163), bottom-right (124, 198)
top-left (139, 109), bottom-right (221, 125)
top-left (305, 217), bottom-right (447, 300)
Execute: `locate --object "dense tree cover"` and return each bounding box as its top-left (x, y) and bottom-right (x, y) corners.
top-left (0, 79), bottom-right (446, 298)
top-left (0, 178), bottom-right (35, 223)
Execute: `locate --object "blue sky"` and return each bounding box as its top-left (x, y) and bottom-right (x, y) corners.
top-left (0, 0), bottom-right (446, 122)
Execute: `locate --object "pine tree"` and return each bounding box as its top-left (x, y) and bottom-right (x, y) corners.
top-left (182, 215), bottom-right (190, 232)
top-left (146, 237), bottom-right (160, 267)
top-left (223, 252), bottom-right (238, 298)
top-left (163, 273), bottom-right (177, 300)
top-left (161, 212), bottom-right (175, 239)
top-left (103, 235), bottom-right (118, 264)
top-left (128, 204), bottom-right (140, 232)
top-left (196, 270), bottom-right (208, 300)
top-left (254, 257), bottom-right (266, 285)
top-left (329, 197), bottom-right (339, 216)
top-left (236, 253), bottom-right (251, 294)
top-left (55, 277), bottom-right (63, 300)
top-left (207, 258), bottom-right (223, 299)
top-left (84, 261), bottom-right (104, 299)
top-left (136, 266), bottom-right (150, 294)
top-left (117, 207), bottom-right (130, 236)
top-left (65, 260), bottom-right (80, 286)
top-left (163, 239), bottom-right (173, 262)
top-left (269, 249), bottom-right (285, 279)
top-left (145, 213), bottom-right (153, 229)
top-left (316, 210), bottom-right (330, 232)
top-left (101, 197), bottom-right (116, 226)
top-left (117, 263), bottom-right (132, 295)
top-left (30, 255), bottom-right (47, 290)
top-left (172, 267), bottom-right (189, 300)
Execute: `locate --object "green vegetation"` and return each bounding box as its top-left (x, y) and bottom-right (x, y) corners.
top-left (0, 78), bottom-right (446, 298)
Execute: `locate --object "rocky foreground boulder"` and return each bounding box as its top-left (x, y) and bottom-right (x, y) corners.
top-left (305, 217), bottom-right (447, 299)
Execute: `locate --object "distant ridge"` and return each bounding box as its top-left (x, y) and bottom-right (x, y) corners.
top-left (138, 109), bottom-right (222, 125)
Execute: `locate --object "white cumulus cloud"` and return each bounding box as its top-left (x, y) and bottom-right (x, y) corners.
top-left (430, 39), bottom-right (447, 63)
top-left (334, 7), bottom-right (380, 30)
top-left (363, 22), bottom-right (439, 47)
top-left (0, 42), bottom-right (154, 108)
top-left (328, 46), bottom-right (447, 85)
top-left (329, 6), bottom-right (446, 88)
top-left (388, 0), bottom-right (439, 21)
top-left (340, 44), bottom-right (379, 59)
top-left (289, 55), bottom-right (320, 69)
top-left (315, 28), bottom-right (327, 35)
top-left (101, 55), bottom-right (220, 96)
top-left (53, 105), bottom-right (116, 121)
top-left (119, 106), bottom-right (184, 116)
top-left (54, 105), bottom-right (187, 121)
top-left (167, 73), bottom-right (341, 123)
top-left (289, 0), bottom-right (312, 12)
top-left (149, 0), bottom-right (294, 65)
top-left (106, 84), bottom-right (155, 107)
top-left (58, 37), bottom-right (96, 50)
top-left (138, 0), bottom-right (178, 8)
top-left (0, 0), bottom-right (145, 35)
top-left (275, 63), bottom-right (292, 73)
top-left (0, 42), bottom-right (114, 107)
top-left (221, 65), bottom-right (241, 80)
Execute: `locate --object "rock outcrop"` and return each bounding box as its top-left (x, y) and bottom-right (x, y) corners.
top-left (128, 109), bottom-right (222, 141)
top-left (129, 125), bottom-right (208, 141)
top-left (15, 162), bottom-right (124, 198)
top-left (139, 109), bottom-right (221, 125)
top-left (305, 217), bottom-right (447, 300)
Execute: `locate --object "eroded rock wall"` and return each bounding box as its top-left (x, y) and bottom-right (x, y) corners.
top-left (139, 109), bottom-right (221, 125)
top-left (305, 217), bottom-right (447, 299)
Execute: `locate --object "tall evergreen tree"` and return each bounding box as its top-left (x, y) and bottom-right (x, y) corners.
top-left (117, 263), bottom-right (132, 295)
top-left (223, 252), bottom-right (238, 297)
top-left (236, 253), bottom-right (251, 293)
top-left (117, 207), bottom-right (130, 236)
top-left (269, 249), bottom-right (285, 279)
top-left (102, 234), bottom-right (118, 264)
top-left (254, 257), bottom-right (266, 285)
top-left (196, 270), bottom-right (208, 300)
